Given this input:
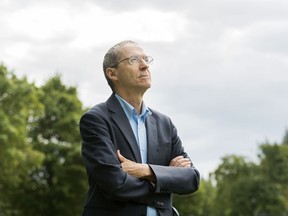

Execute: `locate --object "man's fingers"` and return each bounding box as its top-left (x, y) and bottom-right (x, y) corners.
top-left (169, 156), bottom-right (185, 166)
top-left (117, 150), bottom-right (126, 162)
top-left (181, 161), bottom-right (192, 167)
top-left (169, 156), bottom-right (192, 167)
top-left (169, 156), bottom-right (183, 166)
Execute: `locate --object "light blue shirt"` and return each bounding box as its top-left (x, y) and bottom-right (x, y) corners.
top-left (115, 94), bottom-right (158, 216)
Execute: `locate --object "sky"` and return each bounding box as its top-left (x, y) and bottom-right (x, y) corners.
top-left (1, 0), bottom-right (288, 178)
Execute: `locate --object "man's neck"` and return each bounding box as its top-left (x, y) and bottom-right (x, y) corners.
top-left (116, 92), bottom-right (143, 115)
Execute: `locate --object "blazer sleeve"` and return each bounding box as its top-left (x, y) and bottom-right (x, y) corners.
top-left (150, 164), bottom-right (200, 194)
top-left (148, 113), bottom-right (200, 195)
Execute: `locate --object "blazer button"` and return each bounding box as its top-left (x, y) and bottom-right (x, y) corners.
top-left (154, 201), bottom-right (164, 207)
top-left (161, 188), bottom-right (168, 193)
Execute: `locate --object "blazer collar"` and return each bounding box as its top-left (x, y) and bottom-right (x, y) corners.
top-left (145, 113), bottom-right (158, 164)
top-left (106, 94), bottom-right (159, 164)
top-left (106, 94), bottom-right (142, 163)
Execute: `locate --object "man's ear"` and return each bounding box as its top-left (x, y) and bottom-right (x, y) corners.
top-left (106, 68), bottom-right (118, 81)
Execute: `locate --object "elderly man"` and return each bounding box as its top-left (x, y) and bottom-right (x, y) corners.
top-left (80, 40), bottom-right (200, 216)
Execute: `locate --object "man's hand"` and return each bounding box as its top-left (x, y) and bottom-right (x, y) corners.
top-left (169, 156), bottom-right (192, 167)
top-left (117, 150), bottom-right (155, 182)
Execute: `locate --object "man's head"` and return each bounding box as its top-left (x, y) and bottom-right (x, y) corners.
top-left (103, 40), bottom-right (153, 96)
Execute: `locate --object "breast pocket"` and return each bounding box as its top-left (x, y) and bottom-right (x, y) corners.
top-left (148, 142), bottom-right (172, 165)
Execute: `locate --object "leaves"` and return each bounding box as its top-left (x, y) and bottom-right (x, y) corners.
top-left (0, 65), bottom-right (87, 216)
top-left (174, 138), bottom-right (288, 215)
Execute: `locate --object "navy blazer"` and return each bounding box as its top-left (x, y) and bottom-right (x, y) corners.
top-left (80, 94), bottom-right (200, 216)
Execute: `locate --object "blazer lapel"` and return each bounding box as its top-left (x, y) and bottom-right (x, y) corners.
top-left (107, 94), bottom-right (142, 163)
top-left (146, 113), bottom-right (158, 164)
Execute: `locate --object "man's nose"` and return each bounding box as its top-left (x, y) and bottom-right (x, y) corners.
top-left (139, 58), bottom-right (149, 69)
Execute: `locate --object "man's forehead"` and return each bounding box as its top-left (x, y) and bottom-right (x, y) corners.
top-left (118, 44), bottom-right (145, 56)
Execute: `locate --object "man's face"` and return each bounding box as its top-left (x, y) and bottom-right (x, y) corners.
top-left (113, 44), bottom-right (152, 93)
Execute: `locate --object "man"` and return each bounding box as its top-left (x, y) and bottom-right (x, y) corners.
top-left (80, 40), bottom-right (200, 216)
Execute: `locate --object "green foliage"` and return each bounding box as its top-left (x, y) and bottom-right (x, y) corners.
top-left (257, 140), bottom-right (288, 214)
top-left (229, 176), bottom-right (286, 216)
top-left (173, 135), bottom-right (288, 216)
top-left (259, 142), bottom-right (288, 184)
top-left (0, 65), bottom-right (45, 215)
top-left (210, 155), bottom-right (257, 216)
top-left (282, 129), bottom-right (288, 145)
top-left (0, 65), bottom-right (87, 216)
top-left (173, 178), bottom-right (215, 216)
top-left (31, 75), bottom-right (82, 143)
top-left (207, 147), bottom-right (288, 216)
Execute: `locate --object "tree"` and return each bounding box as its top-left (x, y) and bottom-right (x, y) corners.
top-left (229, 176), bottom-right (286, 216)
top-left (173, 177), bottom-right (215, 216)
top-left (282, 129), bottom-right (288, 145)
top-left (257, 140), bottom-right (288, 214)
top-left (226, 139), bottom-right (288, 215)
top-left (0, 64), bottom-right (44, 215)
top-left (0, 66), bottom-right (87, 215)
top-left (15, 75), bottom-right (87, 216)
top-left (210, 134), bottom-right (288, 216)
top-left (211, 155), bottom-right (257, 216)
top-left (259, 143), bottom-right (288, 185)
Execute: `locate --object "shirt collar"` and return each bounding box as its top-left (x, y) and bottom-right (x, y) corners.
top-left (115, 94), bottom-right (150, 121)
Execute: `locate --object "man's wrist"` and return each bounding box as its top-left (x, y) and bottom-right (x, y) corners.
top-left (142, 164), bottom-right (156, 182)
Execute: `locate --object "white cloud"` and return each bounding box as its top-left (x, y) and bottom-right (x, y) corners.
top-left (1, 1), bottom-right (188, 47)
top-left (70, 7), bottom-right (188, 48)
top-left (3, 4), bottom-right (71, 41)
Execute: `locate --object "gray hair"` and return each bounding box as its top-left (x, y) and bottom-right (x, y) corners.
top-left (102, 40), bottom-right (138, 91)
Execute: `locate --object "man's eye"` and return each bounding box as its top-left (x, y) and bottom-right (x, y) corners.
top-left (143, 56), bottom-right (149, 63)
top-left (130, 56), bottom-right (139, 63)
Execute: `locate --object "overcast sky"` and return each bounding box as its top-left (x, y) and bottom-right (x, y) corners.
top-left (1, 0), bottom-right (288, 178)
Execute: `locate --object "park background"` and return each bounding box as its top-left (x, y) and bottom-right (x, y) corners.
top-left (1, 0), bottom-right (288, 215)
